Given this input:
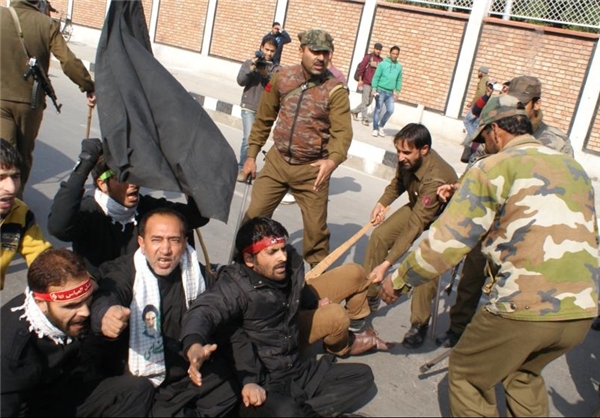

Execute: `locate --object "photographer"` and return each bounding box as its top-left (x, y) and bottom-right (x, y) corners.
top-left (1, 0), bottom-right (95, 194)
top-left (235, 37), bottom-right (279, 181)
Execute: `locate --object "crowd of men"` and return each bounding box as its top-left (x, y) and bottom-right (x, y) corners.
top-left (1, 1), bottom-right (599, 417)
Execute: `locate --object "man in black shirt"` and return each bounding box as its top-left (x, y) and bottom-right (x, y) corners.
top-left (182, 217), bottom-right (375, 416)
top-left (91, 208), bottom-right (239, 416)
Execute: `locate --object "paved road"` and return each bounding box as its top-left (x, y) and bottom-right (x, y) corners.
top-left (2, 49), bottom-right (599, 417)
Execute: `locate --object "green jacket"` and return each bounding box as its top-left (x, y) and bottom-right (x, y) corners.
top-left (394, 134), bottom-right (599, 321)
top-left (371, 57), bottom-right (403, 94)
top-left (0, 0), bottom-right (94, 104)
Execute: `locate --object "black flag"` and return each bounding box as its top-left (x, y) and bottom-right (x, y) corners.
top-left (95, 0), bottom-right (237, 223)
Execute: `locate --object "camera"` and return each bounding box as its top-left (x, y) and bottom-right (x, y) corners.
top-left (487, 81), bottom-right (503, 92)
top-left (254, 50), bottom-right (272, 68)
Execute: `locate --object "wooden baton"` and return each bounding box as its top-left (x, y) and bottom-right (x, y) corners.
top-left (305, 206), bottom-right (390, 282)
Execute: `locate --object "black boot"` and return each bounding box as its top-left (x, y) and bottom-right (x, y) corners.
top-left (592, 315), bottom-right (600, 331)
top-left (402, 323), bottom-right (429, 349)
top-left (435, 329), bottom-right (462, 348)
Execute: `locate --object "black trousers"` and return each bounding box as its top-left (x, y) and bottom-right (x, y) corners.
top-left (76, 375), bottom-right (155, 417)
top-left (151, 355), bottom-right (240, 417)
top-left (240, 361), bottom-right (374, 417)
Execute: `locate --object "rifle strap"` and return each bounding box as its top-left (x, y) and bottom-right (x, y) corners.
top-left (8, 7), bottom-right (31, 59)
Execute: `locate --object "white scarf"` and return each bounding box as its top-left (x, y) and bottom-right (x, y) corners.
top-left (94, 188), bottom-right (138, 231)
top-left (128, 245), bottom-right (205, 387)
top-left (11, 288), bottom-right (73, 345)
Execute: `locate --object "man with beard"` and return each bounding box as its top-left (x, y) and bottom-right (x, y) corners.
top-left (1, 248), bottom-right (154, 417)
top-left (47, 138), bottom-right (209, 278)
top-left (240, 29), bottom-right (352, 268)
top-left (362, 123), bottom-right (457, 349)
top-left (92, 208), bottom-right (240, 417)
top-left (182, 217), bottom-right (375, 417)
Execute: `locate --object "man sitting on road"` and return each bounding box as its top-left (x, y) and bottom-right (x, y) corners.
top-left (47, 138), bottom-right (209, 278)
top-left (182, 217), bottom-right (376, 417)
top-left (91, 208), bottom-right (240, 417)
top-left (0, 138), bottom-right (51, 290)
top-left (1, 248), bottom-right (155, 417)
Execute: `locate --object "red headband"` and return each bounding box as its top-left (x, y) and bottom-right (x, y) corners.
top-left (242, 236), bottom-right (286, 255)
top-left (33, 278), bottom-right (93, 302)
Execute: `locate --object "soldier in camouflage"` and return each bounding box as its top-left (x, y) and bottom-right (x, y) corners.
top-left (378, 94), bottom-right (599, 416)
top-left (436, 75), bottom-right (579, 349)
top-left (508, 75), bottom-right (573, 156)
top-left (241, 28), bottom-right (352, 267)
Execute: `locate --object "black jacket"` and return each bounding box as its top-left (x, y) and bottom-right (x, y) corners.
top-left (1, 295), bottom-right (109, 417)
top-left (47, 159), bottom-right (209, 278)
top-left (91, 254), bottom-right (215, 383)
top-left (181, 246), bottom-right (319, 386)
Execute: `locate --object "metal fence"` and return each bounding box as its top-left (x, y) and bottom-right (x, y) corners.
top-left (388, 0), bottom-right (600, 32)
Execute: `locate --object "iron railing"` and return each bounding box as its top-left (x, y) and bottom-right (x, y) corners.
top-left (387, 0), bottom-right (600, 32)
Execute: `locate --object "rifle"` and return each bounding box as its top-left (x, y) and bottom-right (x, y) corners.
top-left (23, 57), bottom-right (62, 113)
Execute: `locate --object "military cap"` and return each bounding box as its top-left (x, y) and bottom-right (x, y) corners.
top-left (472, 94), bottom-right (527, 143)
top-left (298, 29), bottom-right (334, 52)
top-left (507, 75), bottom-right (542, 105)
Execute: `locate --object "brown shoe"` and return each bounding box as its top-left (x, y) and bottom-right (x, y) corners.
top-left (347, 331), bottom-right (377, 355)
top-left (363, 327), bottom-right (394, 351)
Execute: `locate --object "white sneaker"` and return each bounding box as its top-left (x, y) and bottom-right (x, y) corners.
top-left (372, 130), bottom-right (378, 137)
top-left (378, 127), bottom-right (385, 137)
top-left (281, 192), bottom-right (296, 205)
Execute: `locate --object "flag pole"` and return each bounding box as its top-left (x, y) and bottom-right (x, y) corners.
top-left (227, 176), bottom-right (252, 264)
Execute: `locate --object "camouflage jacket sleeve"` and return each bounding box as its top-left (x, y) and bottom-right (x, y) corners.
top-left (325, 86), bottom-right (352, 166)
top-left (394, 135), bottom-right (599, 321)
top-left (247, 72), bottom-right (281, 159)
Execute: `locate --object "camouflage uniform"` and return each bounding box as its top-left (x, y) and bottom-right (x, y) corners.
top-left (243, 30), bottom-right (352, 266)
top-left (445, 108), bottom-right (575, 339)
top-left (362, 149), bottom-right (457, 325)
top-left (392, 132), bottom-right (599, 415)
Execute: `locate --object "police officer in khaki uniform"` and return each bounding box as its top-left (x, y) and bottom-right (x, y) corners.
top-left (0, 0), bottom-right (95, 191)
top-left (241, 29), bottom-right (352, 267)
top-left (362, 123), bottom-right (457, 349)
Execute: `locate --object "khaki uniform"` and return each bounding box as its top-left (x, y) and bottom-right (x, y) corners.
top-left (393, 134), bottom-right (598, 416)
top-left (363, 149), bottom-right (457, 324)
top-left (299, 263), bottom-right (372, 355)
top-left (244, 65), bottom-right (352, 266)
top-left (0, 0), bottom-right (94, 186)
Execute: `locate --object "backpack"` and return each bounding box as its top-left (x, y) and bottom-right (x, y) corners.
top-left (353, 54), bottom-right (372, 82)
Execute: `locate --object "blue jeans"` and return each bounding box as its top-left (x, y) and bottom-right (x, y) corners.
top-left (373, 90), bottom-right (395, 130)
top-left (463, 110), bottom-right (479, 139)
top-left (240, 109), bottom-right (255, 169)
